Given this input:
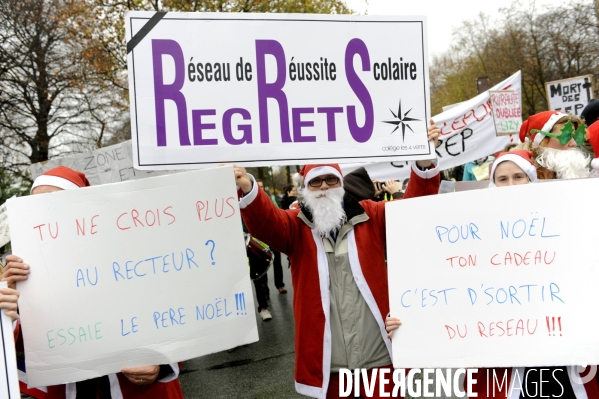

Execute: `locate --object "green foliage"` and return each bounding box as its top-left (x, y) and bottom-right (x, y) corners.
top-left (0, 169), bottom-right (30, 206)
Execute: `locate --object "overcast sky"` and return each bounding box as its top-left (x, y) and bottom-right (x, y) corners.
top-left (344, 0), bottom-right (566, 57)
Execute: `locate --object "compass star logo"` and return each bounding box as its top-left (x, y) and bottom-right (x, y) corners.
top-left (383, 100), bottom-right (421, 142)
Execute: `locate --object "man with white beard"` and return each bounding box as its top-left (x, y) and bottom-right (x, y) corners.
top-left (232, 126), bottom-right (440, 399)
top-left (518, 110), bottom-right (590, 179)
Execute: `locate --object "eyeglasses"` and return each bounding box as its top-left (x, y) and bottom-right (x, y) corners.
top-left (308, 175), bottom-right (340, 188)
top-left (530, 120), bottom-right (587, 146)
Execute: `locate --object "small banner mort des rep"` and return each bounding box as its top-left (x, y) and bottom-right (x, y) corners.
top-left (489, 90), bottom-right (522, 136)
top-left (7, 166), bottom-right (257, 387)
top-left (126, 12), bottom-right (433, 169)
top-left (545, 75), bottom-right (594, 116)
top-left (386, 178), bottom-right (599, 368)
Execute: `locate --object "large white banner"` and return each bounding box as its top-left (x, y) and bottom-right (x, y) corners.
top-left (7, 166), bottom-right (257, 387)
top-left (546, 75), bottom-right (593, 116)
top-left (126, 12), bottom-right (434, 169)
top-left (386, 178), bottom-right (599, 368)
top-left (340, 71), bottom-right (521, 181)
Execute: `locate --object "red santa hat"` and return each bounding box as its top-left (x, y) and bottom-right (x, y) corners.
top-left (519, 110), bottom-right (568, 147)
top-left (488, 150), bottom-right (537, 187)
top-left (587, 120), bottom-right (599, 170)
top-left (31, 166), bottom-right (91, 193)
top-left (298, 164), bottom-right (344, 186)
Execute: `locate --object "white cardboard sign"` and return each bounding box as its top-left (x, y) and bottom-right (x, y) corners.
top-left (386, 178), bottom-right (599, 368)
top-left (489, 90), bottom-right (522, 136)
top-left (545, 75), bottom-right (594, 116)
top-left (29, 140), bottom-right (173, 186)
top-left (340, 71), bottom-right (521, 181)
top-left (6, 166), bottom-right (257, 387)
top-left (126, 12), bottom-right (433, 169)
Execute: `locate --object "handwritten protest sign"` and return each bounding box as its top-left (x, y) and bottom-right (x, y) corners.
top-left (29, 140), bottom-right (173, 185)
top-left (0, 282), bottom-right (19, 398)
top-left (126, 12), bottom-right (434, 169)
top-left (6, 166), bottom-right (257, 387)
top-left (386, 178), bottom-right (599, 368)
top-left (546, 75), bottom-right (594, 116)
top-left (340, 71), bottom-right (521, 181)
top-left (489, 90), bottom-right (522, 136)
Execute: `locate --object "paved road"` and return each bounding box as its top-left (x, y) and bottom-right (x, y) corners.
top-left (179, 255), bottom-right (304, 399)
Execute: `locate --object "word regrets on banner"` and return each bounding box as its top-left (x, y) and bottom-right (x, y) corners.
top-left (6, 166), bottom-right (258, 388)
top-left (126, 12), bottom-right (434, 169)
top-left (545, 75), bottom-right (594, 116)
top-left (489, 90), bottom-right (522, 136)
top-left (386, 178), bottom-right (599, 368)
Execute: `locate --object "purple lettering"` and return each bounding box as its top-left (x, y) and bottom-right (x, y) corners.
top-left (292, 108), bottom-right (315, 142)
top-left (255, 40), bottom-right (291, 143)
top-left (223, 108), bottom-right (252, 145)
top-left (192, 109), bottom-right (217, 145)
top-left (345, 39), bottom-right (374, 143)
top-left (151, 40), bottom-right (190, 147)
top-left (317, 107), bottom-right (343, 141)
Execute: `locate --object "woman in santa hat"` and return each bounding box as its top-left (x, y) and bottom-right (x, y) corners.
top-left (386, 150), bottom-right (599, 399)
top-left (2, 166), bottom-right (184, 399)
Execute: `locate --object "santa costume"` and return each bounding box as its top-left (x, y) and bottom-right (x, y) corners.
top-left (240, 162), bottom-right (439, 398)
top-left (519, 110), bottom-right (569, 147)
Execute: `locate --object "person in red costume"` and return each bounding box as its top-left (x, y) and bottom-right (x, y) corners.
top-left (387, 150), bottom-right (599, 399)
top-left (3, 166), bottom-right (184, 399)
top-left (232, 122), bottom-right (441, 399)
top-left (518, 110), bottom-right (590, 180)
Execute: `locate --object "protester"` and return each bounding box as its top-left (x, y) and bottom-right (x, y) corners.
top-left (2, 166), bottom-right (184, 399)
top-left (344, 167), bottom-right (401, 202)
top-left (518, 110), bottom-right (590, 179)
top-left (582, 99), bottom-right (599, 127)
top-left (0, 261), bottom-right (19, 322)
top-left (232, 122), bottom-right (440, 398)
top-left (387, 150), bottom-right (598, 399)
top-left (487, 150), bottom-right (537, 187)
top-left (245, 228), bottom-right (274, 321)
top-left (462, 156), bottom-right (493, 181)
top-left (280, 184), bottom-right (298, 210)
top-left (578, 99), bottom-right (599, 157)
top-left (255, 180), bottom-right (287, 295)
top-left (586, 119), bottom-right (599, 176)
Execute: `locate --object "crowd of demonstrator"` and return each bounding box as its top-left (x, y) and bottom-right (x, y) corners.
top-left (2, 100), bottom-right (599, 398)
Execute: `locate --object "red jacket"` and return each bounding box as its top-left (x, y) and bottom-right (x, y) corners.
top-left (240, 163), bottom-right (439, 398)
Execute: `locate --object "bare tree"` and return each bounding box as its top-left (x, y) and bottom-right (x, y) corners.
top-left (430, 0), bottom-right (599, 116)
top-left (0, 0), bottom-right (101, 171)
